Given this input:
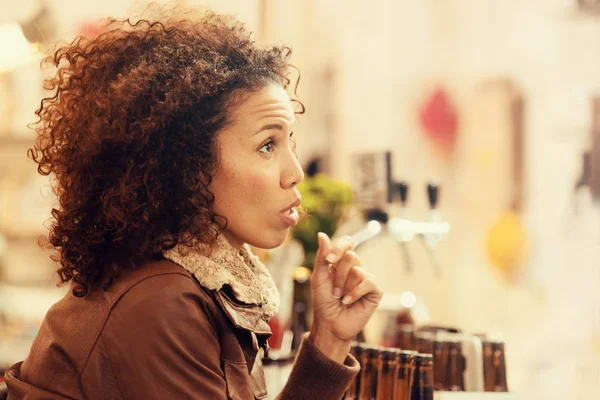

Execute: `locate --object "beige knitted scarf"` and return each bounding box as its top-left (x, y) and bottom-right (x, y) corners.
top-left (163, 234), bottom-right (280, 321)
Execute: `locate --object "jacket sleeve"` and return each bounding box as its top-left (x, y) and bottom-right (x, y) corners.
top-left (93, 274), bottom-right (227, 400)
top-left (276, 336), bottom-right (359, 400)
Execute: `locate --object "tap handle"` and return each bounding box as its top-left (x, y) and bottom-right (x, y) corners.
top-left (365, 208), bottom-right (389, 223)
top-left (427, 182), bottom-right (439, 209)
top-left (398, 181), bottom-right (409, 206)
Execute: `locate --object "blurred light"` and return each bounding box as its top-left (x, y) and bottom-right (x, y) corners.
top-left (0, 22), bottom-right (39, 74)
top-left (400, 291), bottom-right (417, 308)
top-left (292, 266), bottom-right (311, 283)
top-left (367, 220), bottom-right (382, 235)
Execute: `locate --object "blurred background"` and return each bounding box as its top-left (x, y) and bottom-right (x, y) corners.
top-left (0, 0), bottom-right (599, 399)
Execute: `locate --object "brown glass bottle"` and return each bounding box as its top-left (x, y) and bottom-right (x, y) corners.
top-left (445, 340), bottom-right (465, 391)
top-left (394, 350), bottom-right (415, 400)
top-left (377, 349), bottom-right (399, 400)
top-left (359, 346), bottom-right (380, 400)
top-left (432, 340), bottom-right (446, 391)
top-left (415, 333), bottom-right (435, 355)
top-left (382, 315), bottom-right (400, 348)
top-left (492, 341), bottom-right (508, 392)
top-left (482, 340), bottom-right (508, 392)
top-left (482, 340), bottom-right (493, 391)
top-left (396, 324), bottom-right (417, 351)
top-left (410, 354), bottom-right (434, 400)
top-left (483, 340), bottom-right (508, 392)
top-left (291, 267), bottom-right (311, 351)
top-left (346, 343), bottom-right (364, 400)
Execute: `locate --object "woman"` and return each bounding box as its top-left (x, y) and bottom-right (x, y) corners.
top-left (4, 8), bottom-right (382, 400)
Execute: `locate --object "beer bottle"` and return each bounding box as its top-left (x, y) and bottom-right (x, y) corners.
top-left (492, 341), bottom-right (508, 392)
top-left (396, 324), bottom-right (417, 351)
top-left (415, 332), bottom-right (435, 354)
top-left (359, 346), bottom-right (380, 400)
top-left (482, 340), bottom-right (508, 392)
top-left (291, 267), bottom-right (311, 351)
top-left (482, 340), bottom-right (493, 391)
top-left (377, 349), bottom-right (399, 400)
top-left (382, 315), bottom-right (400, 348)
top-left (432, 340), bottom-right (446, 391)
top-left (394, 350), bottom-right (416, 400)
top-left (345, 343), bottom-right (364, 400)
top-left (410, 353), bottom-right (434, 400)
top-left (289, 302), bottom-right (309, 352)
top-left (445, 340), bottom-right (465, 391)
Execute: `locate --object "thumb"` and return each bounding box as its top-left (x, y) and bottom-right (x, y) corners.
top-left (313, 232), bottom-right (333, 278)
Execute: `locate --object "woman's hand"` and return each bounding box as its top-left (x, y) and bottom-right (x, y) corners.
top-left (308, 232), bottom-right (382, 363)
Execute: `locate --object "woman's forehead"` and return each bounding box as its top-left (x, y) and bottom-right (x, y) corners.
top-left (231, 84), bottom-right (295, 125)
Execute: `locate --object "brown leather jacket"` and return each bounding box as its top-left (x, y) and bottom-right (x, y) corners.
top-left (4, 260), bottom-right (358, 399)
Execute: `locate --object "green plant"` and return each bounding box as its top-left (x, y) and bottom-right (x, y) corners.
top-left (292, 173), bottom-right (353, 268)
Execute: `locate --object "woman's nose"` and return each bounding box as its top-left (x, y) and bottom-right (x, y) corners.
top-left (281, 149), bottom-right (304, 189)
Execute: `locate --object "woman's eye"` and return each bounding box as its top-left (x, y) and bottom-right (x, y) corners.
top-left (259, 139), bottom-right (275, 154)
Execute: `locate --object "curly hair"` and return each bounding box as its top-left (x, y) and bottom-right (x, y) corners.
top-left (29, 8), bottom-right (302, 293)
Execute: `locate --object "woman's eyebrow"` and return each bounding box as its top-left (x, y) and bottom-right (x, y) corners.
top-left (254, 123), bottom-right (284, 135)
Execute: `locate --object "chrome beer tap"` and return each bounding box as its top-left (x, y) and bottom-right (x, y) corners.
top-left (421, 183), bottom-right (445, 277)
top-left (387, 182), bottom-right (450, 277)
top-left (390, 181), bottom-right (413, 275)
top-left (351, 208), bottom-right (387, 250)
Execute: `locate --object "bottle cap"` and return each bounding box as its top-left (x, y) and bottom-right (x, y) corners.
top-left (380, 348), bottom-right (399, 361)
top-left (414, 353), bottom-right (434, 366)
top-left (397, 350), bottom-right (417, 363)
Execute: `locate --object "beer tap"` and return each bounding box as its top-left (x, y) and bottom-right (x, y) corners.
top-left (392, 181), bottom-right (413, 275)
top-left (345, 148), bottom-right (449, 276)
top-left (351, 208), bottom-right (387, 250)
top-left (421, 183), bottom-right (444, 278)
top-left (387, 182), bottom-right (450, 277)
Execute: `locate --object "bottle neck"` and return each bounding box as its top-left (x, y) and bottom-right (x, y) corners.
top-left (493, 348), bottom-right (508, 391)
top-left (416, 363), bottom-right (435, 388)
top-left (376, 359), bottom-right (398, 400)
top-left (447, 345), bottom-right (465, 391)
top-left (359, 353), bottom-right (379, 399)
top-left (411, 363), bottom-right (435, 400)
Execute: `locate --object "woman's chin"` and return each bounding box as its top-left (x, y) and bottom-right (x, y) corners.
top-left (246, 229), bottom-right (290, 250)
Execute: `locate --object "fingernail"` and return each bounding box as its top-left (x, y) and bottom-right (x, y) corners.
top-left (333, 288), bottom-right (342, 298)
top-left (342, 295), bottom-right (352, 305)
top-left (325, 254), bottom-right (337, 263)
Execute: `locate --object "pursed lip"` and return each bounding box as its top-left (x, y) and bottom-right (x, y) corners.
top-left (280, 197), bottom-right (302, 213)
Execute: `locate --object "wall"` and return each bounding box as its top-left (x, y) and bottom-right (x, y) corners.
top-left (287, 0), bottom-right (600, 398)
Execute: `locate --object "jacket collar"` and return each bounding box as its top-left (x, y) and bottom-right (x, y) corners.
top-left (163, 234), bottom-right (280, 329)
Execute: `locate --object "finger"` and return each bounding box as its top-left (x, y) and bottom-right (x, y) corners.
top-left (313, 232), bottom-right (334, 278)
top-left (343, 265), bottom-right (372, 295)
top-left (341, 277), bottom-right (383, 306)
top-left (325, 235), bottom-right (355, 265)
top-left (331, 251), bottom-right (361, 298)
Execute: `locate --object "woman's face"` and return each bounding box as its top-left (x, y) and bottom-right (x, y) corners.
top-left (210, 83), bottom-right (304, 250)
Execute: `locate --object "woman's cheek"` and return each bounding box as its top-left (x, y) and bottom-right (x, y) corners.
top-left (244, 170), bottom-right (273, 202)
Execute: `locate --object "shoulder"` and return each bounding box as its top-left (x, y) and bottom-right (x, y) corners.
top-left (99, 258), bottom-right (209, 308)
top-left (81, 260), bottom-right (229, 399)
top-left (94, 258), bottom-right (224, 364)
top-left (103, 257), bottom-right (223, 325)
top-left (97, 259), bottom-right (224, 338)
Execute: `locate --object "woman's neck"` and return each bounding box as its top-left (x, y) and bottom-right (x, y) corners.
top-left (221, 230), bottom-right (245, 251)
